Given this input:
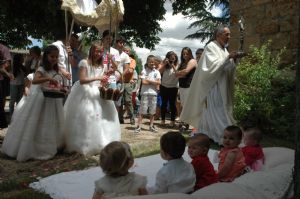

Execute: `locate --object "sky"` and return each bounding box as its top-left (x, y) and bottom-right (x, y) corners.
top-left (134, 1), bottom-right (222, 64)
top-left (29, 37), bottom-right (43, 48)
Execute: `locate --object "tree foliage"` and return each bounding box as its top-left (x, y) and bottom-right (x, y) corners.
top-left (234, 41), bottom-right (281, 121)
top-left (234, 41), bottom-right (295, 139)
top-left (0, 0), bottom-right (166, 49)
top-left (0, 0), bottom-right (229, 49)
top-left (171, 0), bottom-right (229, 42)
top-left (0, 0), bottom-right (64, 48)
top-left (119, 0), bottom-right (165, 50)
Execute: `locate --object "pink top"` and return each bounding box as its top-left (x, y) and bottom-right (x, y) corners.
top-left (218, 147), bottom-right (246, 182)
top-left (242, 145), bottom-right (264, 171)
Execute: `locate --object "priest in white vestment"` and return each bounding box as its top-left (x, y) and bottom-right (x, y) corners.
top-left (180, 25), bottom-right (241, 144)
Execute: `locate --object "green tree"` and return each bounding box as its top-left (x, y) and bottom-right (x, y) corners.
top-left (0, 0), bottom-right (64, 48)
top-left (0, 0), bottom-right (230, 49)
top-left (233, 41), bottom-right (294, 137)
top-left (172, 0), bottom-right (229, 42)
top-left (0, 0), bottom-right (166, 49)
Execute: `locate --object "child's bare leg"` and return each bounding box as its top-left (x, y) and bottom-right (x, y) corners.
top-left (134, 114), bottom-right (143, 133)
top-left (149, 114), bottom-right (154, 126)
top-left (137, 114), bottom-right (143, 127)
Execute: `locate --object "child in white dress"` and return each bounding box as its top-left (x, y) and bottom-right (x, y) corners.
top-left (1, 45), bottom-right (65, 161)
top-left (93, 141), bottom-right (147, 199)
top-left (64, 41), bottom-right (121, 156)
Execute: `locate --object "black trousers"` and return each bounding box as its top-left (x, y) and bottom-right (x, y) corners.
top-left (160, 85), bottom-right (178, 121)
top-left (0, 80), bottom-right (8, 128)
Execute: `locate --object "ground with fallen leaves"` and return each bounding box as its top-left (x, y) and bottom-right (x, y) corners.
top-left (0, 118), bottom-right (177, 198)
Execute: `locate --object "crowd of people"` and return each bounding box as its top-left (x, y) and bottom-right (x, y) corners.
top-left (0, 25), bottom-right (264, 197)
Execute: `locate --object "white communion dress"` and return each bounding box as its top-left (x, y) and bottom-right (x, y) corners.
top-left (1, 67), bottom-right (65, 162)
top-left (64, 59), bottom-right (121, 156)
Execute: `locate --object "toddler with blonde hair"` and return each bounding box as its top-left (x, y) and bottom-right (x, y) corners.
top-left (93, 141), bottom-right (147, 199)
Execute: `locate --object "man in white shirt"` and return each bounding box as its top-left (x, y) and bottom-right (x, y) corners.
top-left (101, 30), bottom-right (120, 71)
top-left (52, 35), bottom-right (74, 87)
top-left (114, 38), bottom-right (135, 124)
top-left (181, 25), bottom-right (241, 144)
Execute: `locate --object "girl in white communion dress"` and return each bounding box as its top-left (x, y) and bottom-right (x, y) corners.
top-left (1, 45), bottom-right (64, 161)
top-left (64, 41), bottom-right (121, 156)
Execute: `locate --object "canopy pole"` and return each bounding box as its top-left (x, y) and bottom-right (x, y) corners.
top-left (109, 3), bottom-right (112, 54)
top-left (64, 9), bottom-right (71, 87)
top-left (65, 9), bottom-right (68, 43)
top-left (68, 19), bottom-right (75, 42)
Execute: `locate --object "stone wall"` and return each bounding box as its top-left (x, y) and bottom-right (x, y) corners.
top-left (229, 0), bottom-right (299, 65)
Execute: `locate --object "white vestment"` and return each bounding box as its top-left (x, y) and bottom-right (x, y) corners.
top-left (180, 41), bottom-right (236, 144)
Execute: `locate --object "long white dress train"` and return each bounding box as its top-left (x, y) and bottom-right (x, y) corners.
top-left (64, 60), bottom-right (121, 156)
top-left (1, 67), bottom-right (64, 161)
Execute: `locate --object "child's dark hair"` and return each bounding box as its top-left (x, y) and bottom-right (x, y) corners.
top-left (188, 133), bottom-right (210, 149)
top-left (160, 131), bottom-right (186, 159)
top-left (100, 141), bottom-right (134, 177)
top-left (102, 29), bottom-right (114, 40)
top-left (30, 46), bottom-right (41, 56)
top-left (165, 51), bottom-right (178, 69)
top-left (42, 45), bottom-right (59, 72)
top-left (225, 125), bottom-right (243, 140)
top-left (196, 48), bottom-right (204, 55)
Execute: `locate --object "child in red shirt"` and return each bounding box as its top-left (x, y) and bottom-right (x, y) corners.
top-left (242, 127), bottom-right (264, 171)
top-left (188, 134), bottom-right (218, 191)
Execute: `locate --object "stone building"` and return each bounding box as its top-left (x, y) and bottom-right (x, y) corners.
top-left (229, 0), bottom-right (299, 65)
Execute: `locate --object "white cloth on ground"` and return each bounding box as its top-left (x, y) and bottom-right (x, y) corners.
top-left (30, 148), bottom-right (293, 199)
top-left (30, 149), bottom-right (216, 199)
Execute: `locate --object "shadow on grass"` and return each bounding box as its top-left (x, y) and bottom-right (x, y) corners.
top-left (0, 152), bottom-right (98, 199)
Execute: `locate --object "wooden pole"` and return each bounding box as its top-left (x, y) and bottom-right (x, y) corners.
top-left (294, 13), bottom-right (300, 199)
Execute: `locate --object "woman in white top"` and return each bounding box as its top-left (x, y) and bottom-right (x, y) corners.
top-left (159, 51), bottom-right (179, 127)
top-left (64, 41), bottom-right (121, 156)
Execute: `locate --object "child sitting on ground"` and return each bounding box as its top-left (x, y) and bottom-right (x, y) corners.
top-left (93, 141), bottom-right (148, 199)
top-left (148, 131), bottom-right (196, 194)
top-left (242, 127), bottom-right (265, 171)
top-left (218, 125), bottom-right (246, 182)
top-left (188, 134), bottom-right (218, 190)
